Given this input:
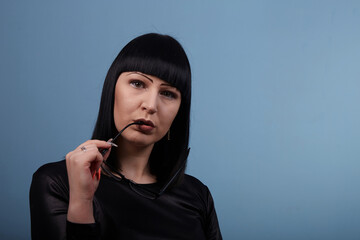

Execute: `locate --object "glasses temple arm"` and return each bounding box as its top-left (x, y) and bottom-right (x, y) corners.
top-left (101, 121), bottom-right (144, 156)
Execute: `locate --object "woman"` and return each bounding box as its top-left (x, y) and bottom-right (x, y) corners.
top-left (30, 33), bottom-right (222, 239)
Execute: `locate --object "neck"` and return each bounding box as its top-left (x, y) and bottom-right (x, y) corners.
top-left (114, 139), bottom-right (156, 184)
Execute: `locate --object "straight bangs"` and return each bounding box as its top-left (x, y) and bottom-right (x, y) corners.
top-left (116, 34), bottom-right (191, 99)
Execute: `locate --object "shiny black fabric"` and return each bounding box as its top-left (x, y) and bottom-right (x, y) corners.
top-left (30, 160), bottom-right (222, 239)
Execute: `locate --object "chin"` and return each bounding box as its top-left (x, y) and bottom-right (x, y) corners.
top-left (127, 135), bottom-right (157, 147)
top-left (120, 130), bottom-right (163, 147)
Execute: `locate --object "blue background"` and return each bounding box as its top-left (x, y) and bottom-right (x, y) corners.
top-left (1, 1), bottom-right (360, 239)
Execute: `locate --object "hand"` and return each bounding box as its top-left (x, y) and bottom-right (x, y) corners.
top-left (66, 140), bottom-right (112, 223)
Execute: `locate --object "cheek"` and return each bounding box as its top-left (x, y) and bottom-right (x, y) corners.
top-left (113, 93), bottom-right (131, 128)
top-left (162, 103), bottom-right (181, 127)
top-left (113, 101), bottom-right (122, 130)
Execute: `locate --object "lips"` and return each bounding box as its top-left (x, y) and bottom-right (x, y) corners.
top-left (135, 119), bottom-right (155, 127)
top-left (135, 119), bottom-right (155, 132)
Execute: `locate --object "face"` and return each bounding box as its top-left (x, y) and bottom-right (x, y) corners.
top-left (113, 72), bottom-right (181, 147)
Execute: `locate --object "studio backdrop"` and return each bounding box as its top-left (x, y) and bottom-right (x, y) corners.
top-left (1, 1), bottom-right (360, 239)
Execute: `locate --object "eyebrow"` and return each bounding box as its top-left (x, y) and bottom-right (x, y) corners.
top-left (127, 72), bottom-right (153, 83)
top-left (160, 82), bottom-right (176, 88)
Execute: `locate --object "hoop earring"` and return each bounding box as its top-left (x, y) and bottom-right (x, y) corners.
top-left (167, 130), bottom-right (171, 141)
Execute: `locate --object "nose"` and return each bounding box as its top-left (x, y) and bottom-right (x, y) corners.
top-left (141, 90), bottom-right (158, 114)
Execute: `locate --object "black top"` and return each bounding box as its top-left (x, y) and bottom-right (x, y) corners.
top-left (30, 160), bottom-right (222, 239)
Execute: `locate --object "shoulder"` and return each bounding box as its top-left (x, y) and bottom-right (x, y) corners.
top-left (33, 159), bottom-right (67, 180)
top-left (31, 160), bottom-right (69, 193)
top-left (171, 174), bottom-right (217, 216)
top-left (182, 174), bottom-right (209, 191)
top-left (177, 174), bottom-right (211, 199)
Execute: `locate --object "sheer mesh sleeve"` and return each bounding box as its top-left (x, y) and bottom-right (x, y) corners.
top-left (29, 161), bottom-right (100, 240)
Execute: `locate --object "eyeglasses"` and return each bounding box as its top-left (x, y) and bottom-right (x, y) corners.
top-left (100, 122), bottom-right (190, 200)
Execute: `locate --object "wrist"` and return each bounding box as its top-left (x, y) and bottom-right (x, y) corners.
top-left (67, 198), bottom-right (95, 224)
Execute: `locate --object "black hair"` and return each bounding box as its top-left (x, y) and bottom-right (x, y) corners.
top-left (92, 33), bottom-right (191, 187)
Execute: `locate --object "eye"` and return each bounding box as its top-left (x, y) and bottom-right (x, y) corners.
top-left (160, 90), bottom-right (177, 99)
top-left (130, 80), bottom-right (145, 88)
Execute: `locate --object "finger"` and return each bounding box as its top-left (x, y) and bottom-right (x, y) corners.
top-left (76, 140), bottom-right (113, 151)
top-left (107, 138), bottom-right (118, 147)
top-left (68, 145), bottom-right (101, 168)
top-left (77, 144), bottom-right (98, 152)
top-left (89, 150), bottom-right (105, 174)
top-left (77, 144), bottom-right (112, 157)
top-left (66, 151), bottom-right (74, 160)
top-left (99, 138), bottom-right (118, 157)
top-left (103, 147), bottom-right (112, 161)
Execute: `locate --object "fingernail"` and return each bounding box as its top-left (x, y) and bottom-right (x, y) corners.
top-left (107, 142), bottom-right (118, 147)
